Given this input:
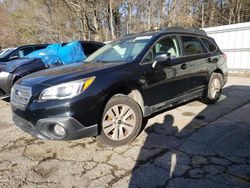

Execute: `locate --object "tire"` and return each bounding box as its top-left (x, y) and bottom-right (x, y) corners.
top-left (202, 73), bottom-right (223, 104)
top-left (0, 89), bottom-right (5, 97)
top-left (97, 95), bottom-right (142, 147)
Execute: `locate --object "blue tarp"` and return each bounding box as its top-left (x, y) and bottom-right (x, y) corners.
top-left (26, 41), bottom-right (86, 66)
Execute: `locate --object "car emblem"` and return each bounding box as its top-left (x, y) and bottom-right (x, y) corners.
top-left (16, 90), bottom-right (23, 97)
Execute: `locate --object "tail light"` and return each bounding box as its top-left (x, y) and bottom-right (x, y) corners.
top-left (222, 52), bottom-right (227, 61)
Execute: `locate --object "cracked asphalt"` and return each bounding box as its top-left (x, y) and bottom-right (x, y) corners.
top-left (0, 75), bottom-right (250, 188)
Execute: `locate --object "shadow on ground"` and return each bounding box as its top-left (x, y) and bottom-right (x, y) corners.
top-left (129, 85), bottom-right (250, 188)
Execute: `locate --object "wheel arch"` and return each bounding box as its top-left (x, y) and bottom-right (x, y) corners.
top-left (106, 84), bottom-right (145, 115)
top-left (97, 84), bottom-right (145, 135)
top-left (207, 68), bottom-right (224, 86)
top-left (213, 68), bottom-right (224, 78)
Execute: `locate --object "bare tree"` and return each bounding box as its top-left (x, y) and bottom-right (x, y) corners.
top-left (1, 0), bottom-right (250, 48)
top-left (109, 0), bottom-right (115, 39)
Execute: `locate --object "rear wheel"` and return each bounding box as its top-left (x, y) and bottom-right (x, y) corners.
top-left (97, 95), bottom-right (142, 147)
top-left (202, 73), bottom-right (223, 104)
top-left (0, 89), bottom-right (5, 97)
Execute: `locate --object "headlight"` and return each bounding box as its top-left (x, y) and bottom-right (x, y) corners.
top-left (0, 71), bottom-right (11, 78)
top-left (39, 77), bottom-right (95, 100)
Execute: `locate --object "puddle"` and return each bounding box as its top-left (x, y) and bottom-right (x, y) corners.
top-left (182, 112), bottom-right (196, 116)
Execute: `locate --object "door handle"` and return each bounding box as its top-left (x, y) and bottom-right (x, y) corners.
top-left (181, 64), bottom-right (187, 70)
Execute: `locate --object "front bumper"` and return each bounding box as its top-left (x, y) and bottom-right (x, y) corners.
top-left (0, 71), bottom-right (13, 95)
top-left (13, 113), bottom-right (98, 140)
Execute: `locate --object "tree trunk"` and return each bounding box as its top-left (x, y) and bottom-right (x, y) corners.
top-left (160, 0), bottom-right (165, 27)
top-left (148, 2), bottom-right (151, 29)
top-left (210, 3), bottom-right (215, 26)
top-left (109, 0), bottom-right (115, 39)
top-left (201, 2), bottom-right (204, 28)
top-left (128, 2), bottom-right (132, 33)
top-left (237, 0), bottom-right (243, 23)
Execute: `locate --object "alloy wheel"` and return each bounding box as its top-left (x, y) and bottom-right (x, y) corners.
top-left (102, 104), bottom-right (136, 141)
top-left (211, 78), bottom-right (221, 99)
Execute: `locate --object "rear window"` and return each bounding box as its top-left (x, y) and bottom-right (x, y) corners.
top-left (82, 43), bottom-right (98, 56)
top-left (95, 43), bottom-right (105, 49)
top-left (201, 38), bottom-right (217, 52)
top-left (34, 45), bottom-right (47, 51)
top-left (181, 36), bottom-right (203, 56)
top-left (199, 39), bottom-right (208, 53)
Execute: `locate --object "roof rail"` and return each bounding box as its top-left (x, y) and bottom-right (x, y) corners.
top-left (160, 27), bottom-right (207, 36)
top-left (123, 27), bottom-right (207, 38)
top-left (124, 28), bottom-right (161, 37)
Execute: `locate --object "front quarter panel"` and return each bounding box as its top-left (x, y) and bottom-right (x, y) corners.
top-left (69, 63), bottom-right (145, 126)
top-left (12, 63), bottom-right (144, 128)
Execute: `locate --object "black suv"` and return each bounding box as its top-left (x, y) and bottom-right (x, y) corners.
top-left (11, 28), bottom-right (228, 146)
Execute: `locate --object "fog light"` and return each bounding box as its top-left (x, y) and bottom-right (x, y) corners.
top-left (54, 124), bottom-right (65, 136)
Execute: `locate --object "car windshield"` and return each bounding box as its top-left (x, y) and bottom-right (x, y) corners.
top-left (84, 36), bottom-right (152, 63)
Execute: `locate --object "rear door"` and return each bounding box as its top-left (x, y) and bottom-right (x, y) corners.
top-left (180, 35), bottom-right (208, 93)
top-left (141, 35), bottom-right (190, 107)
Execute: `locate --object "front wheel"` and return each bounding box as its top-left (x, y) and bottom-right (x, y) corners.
top-left (97, 95), bottom-right (142, 147)
top-left (202, 73), bottom-right (223, 104)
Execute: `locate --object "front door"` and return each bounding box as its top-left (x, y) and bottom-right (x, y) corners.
top-left (141, 35), bottom-right (190, 107)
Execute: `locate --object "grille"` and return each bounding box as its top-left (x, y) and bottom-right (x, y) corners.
top-left (11, 85), bottom-right (32, 111)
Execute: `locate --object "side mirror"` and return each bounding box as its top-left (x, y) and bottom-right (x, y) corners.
top-left (155, 53), bottom-right (170, 62)
top-left (152, 53), bottom-right (171, 69)
top-left (9, 55), bottom-right (19, 60)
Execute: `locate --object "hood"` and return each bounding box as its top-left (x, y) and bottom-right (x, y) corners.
top-left (18, 62), bottom-right (124, 87)
top-left (0, 58), bottom-right (44, 73)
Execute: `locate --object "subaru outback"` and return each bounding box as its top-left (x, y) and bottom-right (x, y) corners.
top-left (11, 28), bottom-right (228, 147)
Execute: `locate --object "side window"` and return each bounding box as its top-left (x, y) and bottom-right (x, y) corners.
top-left (10, 47), bottom-right (34, 59)
top-left (201, 38), bottom-right (217, 52)
top-left (34, 45), bottom-right (47, 51)
top-left (199, 39), bottom-right (208, 53)
top-left (82, 43), bottom-right (98, 56)
top-left (181, 36), bottom-right (203, 56)
top-left (95, 43), bottom-right (104, 49)
top-left (144, 36), bottom-right (180, 62)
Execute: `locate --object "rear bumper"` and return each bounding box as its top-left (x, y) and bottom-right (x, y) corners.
top-left (13, 113), bottom-right (98, 140)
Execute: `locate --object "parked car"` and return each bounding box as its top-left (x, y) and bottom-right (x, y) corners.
top-left (0, 41), bottom-right (104, 97)
top-left (0, 44), bottom-right (48, 63)
top-left (11, 27), bottom-right (228, 147)
top-left (0, 48), bottom-right (15, 57)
